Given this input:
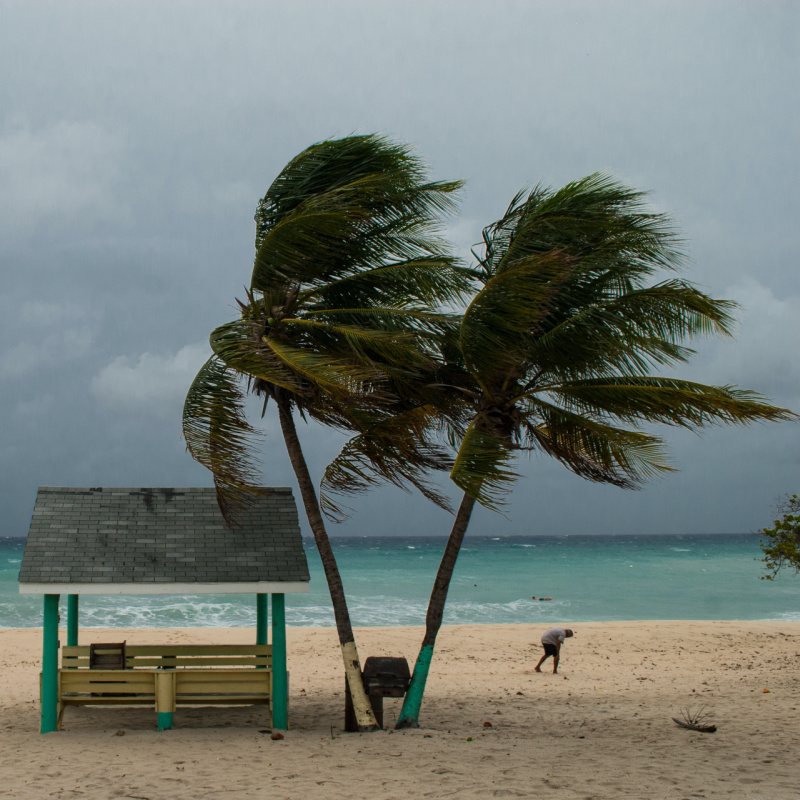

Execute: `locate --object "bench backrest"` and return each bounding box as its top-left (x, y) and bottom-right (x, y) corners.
top-left (59, 668), bottom-right (158, 697)
top-left (62, 644), bottom-right (272, 669)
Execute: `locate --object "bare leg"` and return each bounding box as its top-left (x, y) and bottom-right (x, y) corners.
top-left (553, 652), bottom-right (560, 674)
top-left (534, 651), bottom-right (550, 672)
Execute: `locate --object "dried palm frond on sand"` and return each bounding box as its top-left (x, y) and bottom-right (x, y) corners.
top-left (672, 706), bottom-right (717, 733)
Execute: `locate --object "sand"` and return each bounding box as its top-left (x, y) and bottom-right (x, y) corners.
top-left (0, 621), bottom-right (798, 799)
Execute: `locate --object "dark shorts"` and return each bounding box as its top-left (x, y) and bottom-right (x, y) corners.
top-left (542, 643), bottom-right (558, 657)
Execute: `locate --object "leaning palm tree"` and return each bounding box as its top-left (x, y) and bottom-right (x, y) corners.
top-left (182, 134), bottom-right (471, 730)
top-left (326, 173), bottom-right (796, 728)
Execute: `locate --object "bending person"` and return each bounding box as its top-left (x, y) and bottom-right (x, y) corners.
top-left (534, 626), bottom-right (574, 674)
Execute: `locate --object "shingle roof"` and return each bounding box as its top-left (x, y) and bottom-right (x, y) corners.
top-left (19, 487), bottom-right (309, 589)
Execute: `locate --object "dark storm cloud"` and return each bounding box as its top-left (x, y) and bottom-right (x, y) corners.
top-left (1, 0), bottom-right (797, 538)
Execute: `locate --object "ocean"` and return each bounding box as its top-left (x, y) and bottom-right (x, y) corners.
top-left (2, 534), bottom-right (798, 629)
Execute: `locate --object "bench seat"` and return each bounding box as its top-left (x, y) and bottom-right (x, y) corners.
top-left (55, 644), bottom-right (273, 730)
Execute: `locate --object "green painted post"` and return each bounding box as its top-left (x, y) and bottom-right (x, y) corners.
top-left (157, 712), bottom-right (174, 731)
top-left (67, 595), bottom-right (79, 647)
top-left (41, 594), bottom-right (60, 734)
top-left (256, 593), bottom-right (268, 646)
top-left (271, 593), bottom-right (288, 729)
top-left (156, 672), bottom-right (174, 731)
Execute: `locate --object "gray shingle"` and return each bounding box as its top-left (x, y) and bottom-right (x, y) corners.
top-left (19, 487), bottom-right (310, 587)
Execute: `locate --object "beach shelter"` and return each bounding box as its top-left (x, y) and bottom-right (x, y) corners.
top-left (18, 486), bottom-right (310, 733)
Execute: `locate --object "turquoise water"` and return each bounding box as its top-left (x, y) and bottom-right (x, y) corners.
top-left (2, 534), bottom-right (798, 628)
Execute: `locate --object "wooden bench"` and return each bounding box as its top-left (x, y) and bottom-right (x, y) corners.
top-left (56, 644), bottom-right (272, 730)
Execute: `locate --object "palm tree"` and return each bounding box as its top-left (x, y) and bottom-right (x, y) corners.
top-left (367, 173), bottom-right (791, 728)
top-left (182, 134), bottom-right (472, 730)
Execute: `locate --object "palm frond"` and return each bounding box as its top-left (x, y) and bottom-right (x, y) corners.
top-left (252, 134), bottom-right (463, 291)
top-left (300, 258), bottom-right (476, 309)
top-left (449, 420), bottom-right (519, 510)
top-left (487, 173), bottom-right (683, 277)
top-left (320, 405), bottom-right (454, 522)
top-left (459, 250), bottom-right (575, 385)
top-left (304, 307), bottom-right (464, 340)
top-left (253, 198), bottom-right (461, 291)
top-left (255, 135), bottom-right (457, 246)
top-left (521, 280), bottom-right (736, 382)
top-left (182, 356), bottom-right (265, 525)
top-left (266, 337), bottom-right (388, 400)
top-left (519, 396), bottom-right (673, 487)
top-left (209, 319), bottom-right (307, 395)
top-left (545, 377), bottom-right (797, 430)
top-left (281, 317), bottom-right (432, 371)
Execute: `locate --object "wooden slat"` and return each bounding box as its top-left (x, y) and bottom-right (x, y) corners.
top-left (60, 695), bottom-right (156, 706)
top-left (61, 657), bottom-right (272, 669)
top-left (175, 695), bottom-right (270, 705)
top-left (176, 671), bottom-right (270, 687)
top-left (60, 671), bottom-right (156, 689)
top-left (61, 658), bottom-right (90, 668)
top-left (174, 681), bottom-right (271, 693)
top-left (128, 656), bottom-right (272, 667)
top-left (60, 670), bottom-right (155, 683)
top-left (63, 644), bottom-right (271, 654)
top-left (175, 669), bottom-right (271, 679)
top-left (61, 646), bottom-right (90, 671)
top-left (126, 645), bottom-right (271, 656)
top-left (62, 645), bottom-right (272, 670)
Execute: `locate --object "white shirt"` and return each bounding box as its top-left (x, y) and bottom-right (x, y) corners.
top-left (541, 627), bottom-right (567, 646)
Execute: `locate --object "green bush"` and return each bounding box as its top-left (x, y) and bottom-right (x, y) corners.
top-left (760, 494), bottom-right (800, 579)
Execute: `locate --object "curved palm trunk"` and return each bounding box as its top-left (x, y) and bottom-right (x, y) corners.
top-left (277, 397), bottom-right (379, 731)
top-left (396, 491), bottom-right (477, 729)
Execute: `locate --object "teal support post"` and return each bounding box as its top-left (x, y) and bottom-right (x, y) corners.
top-left (271, 593), bottom-right (288, 729)
top-left (67, 595), bottom-right (79, 647)
top-left (157, 712), bottom-right (174, 731)
top-left (41, 594), bottom-right (60, 734)
top-left (256, 593), bottom-right (268, 646)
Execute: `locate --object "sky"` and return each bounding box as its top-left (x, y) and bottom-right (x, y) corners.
top-left (1, 0), bottom-right (798, 539)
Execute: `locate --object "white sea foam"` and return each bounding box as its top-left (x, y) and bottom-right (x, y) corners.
top-left (770, 611), bottom-right (800, 622)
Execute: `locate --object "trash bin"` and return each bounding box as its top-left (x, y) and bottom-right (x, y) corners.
top-left (344, 656), bottom-right (411, 731)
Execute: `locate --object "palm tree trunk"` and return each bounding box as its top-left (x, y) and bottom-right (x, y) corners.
top-left (277, 396), bottom-right (379, 731)
top-left (396, 491), bottom-right (477, 728)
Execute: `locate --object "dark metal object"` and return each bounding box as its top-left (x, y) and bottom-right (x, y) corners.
top-left (89, 641), bottom-right (128, 696)
top-left (344, 656), bottom-right (411, 731)
top-left (89, 641), bottom-right (127, 670)
top-left (362, 656), bottom-right (411, 697)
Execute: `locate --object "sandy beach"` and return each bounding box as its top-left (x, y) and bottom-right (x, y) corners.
top-left (0, 621), bottom-right (798, 799)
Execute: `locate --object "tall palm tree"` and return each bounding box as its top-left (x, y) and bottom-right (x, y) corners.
top-left (325, 173), bottom-right (795, 729)
top-left (183, 134), bottom-right (471, 730)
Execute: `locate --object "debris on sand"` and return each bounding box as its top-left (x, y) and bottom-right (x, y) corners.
top-left (672, 706), bottom-right (717, 733)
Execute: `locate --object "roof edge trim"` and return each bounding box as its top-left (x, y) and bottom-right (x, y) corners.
top-left (18, 581), bottom-right (310, 596)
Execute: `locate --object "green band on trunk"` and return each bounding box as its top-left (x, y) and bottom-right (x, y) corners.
top-left (396, 644), bottom-right (434, 728)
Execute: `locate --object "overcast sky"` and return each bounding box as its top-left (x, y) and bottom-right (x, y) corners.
top-left (1, 1), bottom-right (798, 539)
